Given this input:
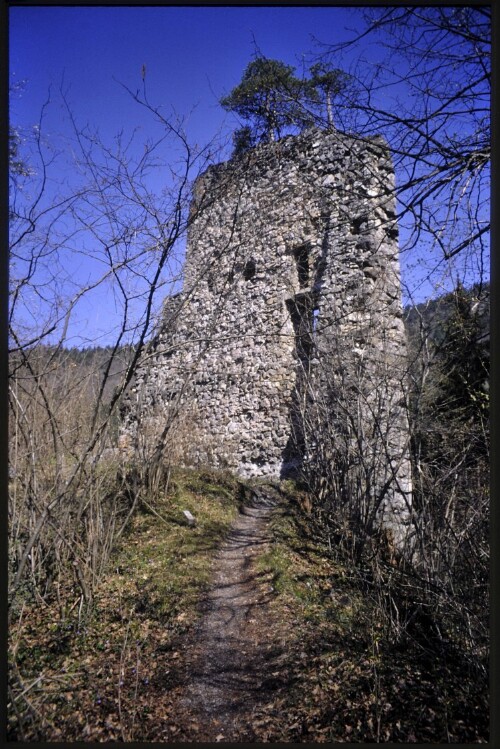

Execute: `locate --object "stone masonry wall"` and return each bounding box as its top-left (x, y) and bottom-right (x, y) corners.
top-left (122, 127), bottom-right (413, 539)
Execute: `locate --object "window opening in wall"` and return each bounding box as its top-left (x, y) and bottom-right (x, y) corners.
top-left (312, 306), bottom-right (320, 336)
top-left (243, 258), bottom-right (256, 280)
top-left (351, 214), bottom-right (368, 235)
top-left (294, 244), bottom-right (310, 289)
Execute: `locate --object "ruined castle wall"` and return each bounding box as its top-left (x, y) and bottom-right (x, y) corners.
top-left (123, 128), bottom-right (412, 535)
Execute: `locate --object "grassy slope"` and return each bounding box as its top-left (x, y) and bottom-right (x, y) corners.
top-left (8, 469), bottom-right (488, 742)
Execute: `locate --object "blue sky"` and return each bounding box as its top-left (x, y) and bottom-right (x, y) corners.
top-left (10, 6), bottom-right (360, 151)
top-left (9, 6), bottom-right (490, 347)
top-left (10, 7), bottom-right (368, 344)
top-left (10, 6), bottom-right (368, 346)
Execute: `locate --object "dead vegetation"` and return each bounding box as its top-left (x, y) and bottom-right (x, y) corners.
top-left (7, 469), bottom-right (489, 742)
top-left (8, 468), bottom-right (241, 741)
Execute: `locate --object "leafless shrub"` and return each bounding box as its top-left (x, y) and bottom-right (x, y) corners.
top-left (8, 82), bottom-right (225, 624)
top-left (297, 285), bottom-right (489, 680)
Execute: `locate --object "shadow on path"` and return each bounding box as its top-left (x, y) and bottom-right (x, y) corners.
top-left (175, 485), bottom-right (288, 741)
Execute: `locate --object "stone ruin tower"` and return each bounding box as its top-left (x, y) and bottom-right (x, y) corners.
top-left (122, 127), bottom-right (413, 542)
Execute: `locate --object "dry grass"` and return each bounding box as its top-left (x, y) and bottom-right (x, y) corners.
top-left (7, 466), bottom-right (242, 741)
top-left (8, 470), bottom-right (489, 743)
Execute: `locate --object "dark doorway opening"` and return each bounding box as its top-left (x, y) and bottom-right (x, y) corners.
top-left (281, 291), bottom-right (318, 478)
top-left (293, 243), bottom-right (311, 289)
top-left (286, 292), bottom-right (315, 365)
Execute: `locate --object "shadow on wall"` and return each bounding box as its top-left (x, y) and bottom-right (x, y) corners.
top-left (280, 239), bottom-right (324, 480)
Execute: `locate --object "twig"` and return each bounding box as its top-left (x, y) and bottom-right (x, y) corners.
top-left (13, 674), bottom-right (44, 700)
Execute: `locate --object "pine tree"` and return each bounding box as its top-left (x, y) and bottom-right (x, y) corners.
top-left (220, 57), bottom-right (314, 144)
top-left (309, 63), bottom-right (350, 128)
top-left (435, 284), bottom-right (489, 428)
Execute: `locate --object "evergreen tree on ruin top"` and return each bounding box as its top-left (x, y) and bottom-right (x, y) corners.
top-left (309, 62), bottom-right (351, 128)
top-left (221, 57), bottom-right (314, 151)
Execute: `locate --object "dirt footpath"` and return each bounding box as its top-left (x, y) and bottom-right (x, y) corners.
top-left (171, 485), bottom-right (288, 742)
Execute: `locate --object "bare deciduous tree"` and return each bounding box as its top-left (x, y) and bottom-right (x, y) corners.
top-left (309, 6), bottom-right (490, 297)
top-left (288, 11), bottom-right (490, 677)
top-left (294, 281), bottom-right (489, 680)
top-left (8, 82), bottom-right (223, 624)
